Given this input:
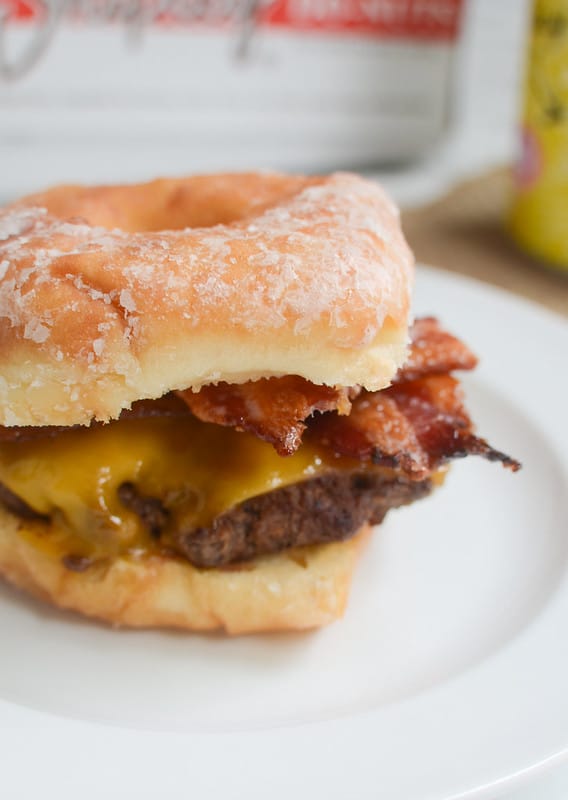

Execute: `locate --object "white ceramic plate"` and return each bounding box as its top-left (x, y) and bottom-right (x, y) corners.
top-left (1, 266), bottom-right (567, 800)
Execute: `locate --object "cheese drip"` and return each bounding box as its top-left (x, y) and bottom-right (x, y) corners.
top-left (0, 416), bottom-right (333, 562)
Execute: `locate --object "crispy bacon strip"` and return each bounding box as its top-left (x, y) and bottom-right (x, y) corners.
top-left (177, 317), bottom-right (478, 455)
top-left (178, 377), bottom-right (354, 456)
top-left (395, 317), bottom-right (478, 382)
top-left (0, 394), bottom-right (190, 444)
top-left (307, 374), bottom-right (520, 479)
top-left (0, 423), bottom-right (66, 444)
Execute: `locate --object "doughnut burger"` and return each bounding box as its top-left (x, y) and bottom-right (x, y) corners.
top-left (0, 173), bottom-right (519, 634)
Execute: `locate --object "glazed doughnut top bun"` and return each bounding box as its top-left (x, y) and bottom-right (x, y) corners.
top-left (0, 173), bottom-right (519, 634)
top-left (0, 173), bottom-right (413, 428)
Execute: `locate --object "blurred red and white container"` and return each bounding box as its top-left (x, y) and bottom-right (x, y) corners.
top-left (0, 0), bottom-right (464, 195)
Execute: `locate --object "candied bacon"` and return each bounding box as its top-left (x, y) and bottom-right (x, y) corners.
top-left (307, 375), bottom-right (520, 479)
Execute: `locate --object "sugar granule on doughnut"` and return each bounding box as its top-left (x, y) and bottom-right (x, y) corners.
top-left (0, 173), bottom-right (519, 634)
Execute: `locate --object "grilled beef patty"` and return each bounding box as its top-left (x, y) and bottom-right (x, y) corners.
top-left (120, 471), bottom-right (432, 567)
top-left (0, 472), bottom-right (432, 569)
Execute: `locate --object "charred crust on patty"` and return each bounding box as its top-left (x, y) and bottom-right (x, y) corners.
top-left (172, 471), bottom-right (432, 568)
top-left (0, 481), bottom-right (50, 523)
top-left (117, 482), bottom-right (170, 540)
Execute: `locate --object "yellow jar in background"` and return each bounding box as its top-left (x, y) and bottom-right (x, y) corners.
top-left (509, 0), bottom-right (568, 272)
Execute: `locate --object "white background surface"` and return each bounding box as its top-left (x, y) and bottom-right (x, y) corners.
top-left (0, 0), bottom-right (533, 205)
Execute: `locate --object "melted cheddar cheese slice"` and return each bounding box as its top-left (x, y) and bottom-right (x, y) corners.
top-left (0, 416), bottom-right (339, 562)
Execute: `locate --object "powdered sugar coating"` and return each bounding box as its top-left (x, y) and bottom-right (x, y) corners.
top-left (0, 173), bottom-right (413, 426)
